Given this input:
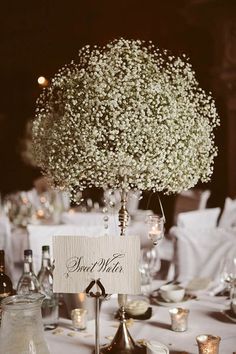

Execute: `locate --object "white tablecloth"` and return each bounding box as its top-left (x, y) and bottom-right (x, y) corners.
top-left (45, 295), bottom-right (236, 354)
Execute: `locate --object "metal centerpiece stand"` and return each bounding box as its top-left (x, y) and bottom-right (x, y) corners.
top-left (85, 279), bottom-right (107, 354)
top-left (31, 38), bottom-right (219, 354)
top-left (99, 188), bottom-right (146, 354)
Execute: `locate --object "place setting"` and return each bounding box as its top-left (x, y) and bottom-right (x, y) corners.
top-left (150, 283), bottom-right (197, 307)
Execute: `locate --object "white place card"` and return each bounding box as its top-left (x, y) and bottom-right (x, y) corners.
top-left (53, 235), bottom-right (141, 294)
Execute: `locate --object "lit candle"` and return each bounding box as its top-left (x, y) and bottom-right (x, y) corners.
top-left (169, 307), bottom-right (189, 332)
top-left (147, 215), bottom-right (164, 245)
top-left (196, 335), bottom-right (221, 354)
top-left (148, 226), bottom-right (163, 244)
top-left (71, 308), bottom-right (87, 331)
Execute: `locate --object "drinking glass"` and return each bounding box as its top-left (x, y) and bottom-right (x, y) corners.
top-left (140, 247), bottom-right (161, 280)
top-left (71, 308), bottom-right (87, 330)
top-left (196, 334), bottom-right (221, 354)
top-left (219, 255), bottom-right (236, 295)
top-left (169, 307), bottom-right (189, 332)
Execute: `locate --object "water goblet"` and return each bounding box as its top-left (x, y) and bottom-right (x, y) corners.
top-left (219, 255), bottom-right (236, 296)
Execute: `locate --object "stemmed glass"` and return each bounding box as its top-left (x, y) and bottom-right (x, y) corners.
top-left (219, 255), bottom-right (236, 296)
top-left (141, 247), bottom-right (161, 279)
top-left (139, 247), bottom-right (161, 295)
top-left (139, 215), bottom-right (165, 287)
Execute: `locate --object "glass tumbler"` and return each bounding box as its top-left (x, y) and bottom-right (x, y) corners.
top-left (169, 307), bottom-right (189, 332)
top-left (196, 334), bottom-right (221, 354)
top-left (71, 308), bottom-right (87, 330)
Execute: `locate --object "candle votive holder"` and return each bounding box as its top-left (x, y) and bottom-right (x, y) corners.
top-left (147, 215), bottom-right (165, 245)
top-left (71, 308), bottom-right (87, 331)
top-left (196, 334), bottom-right (221, 354)
top-left (169, 307), bottom-right (189, 332)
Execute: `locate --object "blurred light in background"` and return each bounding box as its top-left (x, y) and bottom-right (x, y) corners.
top-left (37, 76), bottom-right (49, 87)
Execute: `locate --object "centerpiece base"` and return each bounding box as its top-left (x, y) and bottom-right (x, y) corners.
top-left (99, 343), bottom-right (146, 354)
top-left (98, 304), bottom-right (146, 354)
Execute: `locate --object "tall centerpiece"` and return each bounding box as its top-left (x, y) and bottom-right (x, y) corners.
top-left (32, 38), bottom-right (219, 353)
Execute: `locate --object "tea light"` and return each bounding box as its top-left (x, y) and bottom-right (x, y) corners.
top-left (196, 334), bottom-right (221, 354)
top-left (169, 307), bottom-right (189, 332)
top-left (71, 308), bottom-right (87, 331)
top-left (147, 215), bottom-right (164, 245)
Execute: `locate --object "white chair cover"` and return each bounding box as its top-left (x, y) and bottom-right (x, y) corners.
top-left (173, 189), bottom-right (211, 224)
top-left (218, 197), bottom-right (236, 228)
top-left (177, 207), bottom-right (221, 228)
top-left (0, 215), bottom-right (14, 277)
top-left (170, 226), bottom-right (236, 284)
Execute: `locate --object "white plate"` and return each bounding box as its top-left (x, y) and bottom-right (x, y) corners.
top-left (146, 340), bottom-right (169, 354)
top-left (152, 293), bottom-right (196, 307)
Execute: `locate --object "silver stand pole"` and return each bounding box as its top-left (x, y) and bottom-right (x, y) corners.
top-left (95, 296), bottom-right (100, 354)
top-left (85, 279), bottom-right (106, 354)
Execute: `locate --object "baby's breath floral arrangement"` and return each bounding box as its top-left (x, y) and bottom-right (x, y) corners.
top-left (32, 38), bottom-right (219, 197)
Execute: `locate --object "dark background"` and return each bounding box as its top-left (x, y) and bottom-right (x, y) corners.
top-left (0, 0), bottom-right (236, 225)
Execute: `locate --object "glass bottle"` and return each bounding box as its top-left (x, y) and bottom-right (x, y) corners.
top-left (0, 293), bottom-right (50, 354)
top-left (17, 249), bottom-right (40, 294)
top-left (0, 250), bottom-right (13, 325)
top-left (37, 245), bottom-right (59, 329)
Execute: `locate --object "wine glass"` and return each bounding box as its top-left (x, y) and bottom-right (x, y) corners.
top-left (219, 255), bottom-right (236, 296)
top-left (140, 247), bottom-right (161, 280)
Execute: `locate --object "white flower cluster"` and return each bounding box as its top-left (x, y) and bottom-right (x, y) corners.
top-left (32, 38), bottom-right (219, 195)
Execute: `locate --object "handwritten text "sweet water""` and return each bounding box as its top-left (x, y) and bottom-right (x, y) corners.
top-left (65, 253), bottom-right (125, 277)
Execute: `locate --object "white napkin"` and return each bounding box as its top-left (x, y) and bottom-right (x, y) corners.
top-left (146, 341), bottom-right (169, 354)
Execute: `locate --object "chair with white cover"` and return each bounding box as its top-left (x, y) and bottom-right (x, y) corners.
top-left (218, 197), bottom-right (236, 228)
top-left (0, 215), bottom-right (14, 278)
top-left (170, 226), bottom-right (236, 285)
top-left (176, 207), bottom-right (221, 228)
top-left (173, 189), bottom-right (211, 224)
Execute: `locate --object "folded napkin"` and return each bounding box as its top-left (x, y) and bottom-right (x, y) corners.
top-left (187, 277), bottom-right (212, 291)
top-left (146, 341), bottom-right (169, 354)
